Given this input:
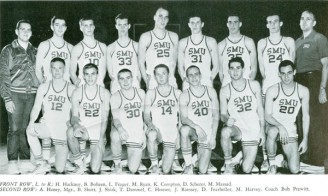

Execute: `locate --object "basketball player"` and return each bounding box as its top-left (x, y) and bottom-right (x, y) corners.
top-left (70, 17), bottom-right (107, 87)
top-left (218, 14), bottom-right (257, 87)
top-left (107, 13), bottom-right (140, 94)
top-left (178, 14), bottom-right (219, 90)
top-left (220, 57), bottom-right (265, 174)
top-left (26, 57), bottom-right (75, 174)
top-left (110, 69), bottom-right (146, 174)
top-left (138, 7), bottom-right (179, 89)
top-left (265, 60), bottom-right (309, 174)
top-left (179, 66), bottom-right (220, 174)
top-left (257, 13), bottom-right (295, 172)
top-left (144, 64), bottom-right (181, 174)
top-left (35, 16), bottom-right (73, 83)
top-left (67, 63), bottom-right (110, 174)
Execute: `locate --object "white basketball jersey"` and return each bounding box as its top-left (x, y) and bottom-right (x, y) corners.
top-left (42, 39), bottom-right (71, 81)
top-left (227, 80), bottom-right (260, 132)
top-left (187, 86), bottom-right (213, 134)
top-left (272, 83), bottom-right (301, 129)
top-left (145, 31), bottom-right (175, 78)
top-left (77, 41), bottom-right (105, 85)
top-left (262, 37), bottom-right (291, 93)
top-left (221, 36), bottom-right (252, 86)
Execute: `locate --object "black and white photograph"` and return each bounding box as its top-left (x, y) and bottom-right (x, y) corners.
top-left (0, 0), bottom-right (327, 195)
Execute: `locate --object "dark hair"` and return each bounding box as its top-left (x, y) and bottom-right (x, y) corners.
top-left (79, 17), bottom-right (94, 26)
top-left (83, 63), bottom-right (98, 74)
top-left (155, 7), bottom-right (169, 16)
top-left (227, 14), bottom-right (242, 23)
top-left (279, 60), bottom-right (296, 72)
top-left (16, 19), bottom-right (31, 29)
top-left (303, 10), bottom-right (316, 21)
top-left (228, 57), bottom-right (244, 69)
top-left (266, 13), bottom-right (281, 22)
top-left (186, 65), bottom-right (200, 76)
top-left (117, 68), bottom-right (132, 79)
top-left (51, 16), bottom-right (66, 26)
top-left (50, 57), bottom-right (65, 66)
top-left (188, 13), bottom-right (203, 22)
top-left (115, 13), bottom-right (129, 23)
top-left (154, 64), bottom-right (169, 75)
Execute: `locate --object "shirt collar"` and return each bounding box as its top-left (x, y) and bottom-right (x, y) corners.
top-left (11, 39), bottom-right (32, 50)
top-left (301, 30), bottom-right (316, 40)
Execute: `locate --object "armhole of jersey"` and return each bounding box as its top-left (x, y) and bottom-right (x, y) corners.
top-left (66, 82), bottom-right (71, 102)
top-left (146, 31), bottom-right (152, 51)
top-left (168, 31), bottom-right (175, 47)
top-left (77, 42), bottom-right (84, 60)
top-left (66, 42), bottom-right (72, 56)
top-left (184, 37), bottom-right (189, 53)
top-left (80, 85), bottom-right (84, 104)
top-left (297, 83), bottom-right (302, 102)
top-left (118, 90), bottom-right (123, 109)
top-left (221, 39), bottom-right (227, 56)
top-left (187, 89), bottom-right (191, 106)
top-left (262, 38), bottom-right (268, 56)
top-left (244, 36), bottom-right (251, 54)
top-left (206, 86), bottom-right (212, 101)
top-left (248, 80), bottom-right (256, 96)
top-left (43, 40), bottom-right (51, 59)
top-left (283, 38), bottom-right (291, 54)
top-left (99, 86), bottom-right (103, 103)
top-left (135, 88), bottom-right (142, 102)
top-left (227, 84), bottom-right (231, 102)
top-left (204, 36), bottom-right (211, 51)
top-left (43, 82), bottom-right (51, 98)
top-left (110, 42), bottom-right (116, 58)
top-left (274, 83), bottom-right (280, 101)
top-left (173, 88), bottom-right (178, 102)
top-left (151, 89), bottom-right (157, 106)
top-left (99, 41), bottom-right (105, 56)
top-left (132, 41), bottom-right (138, 55)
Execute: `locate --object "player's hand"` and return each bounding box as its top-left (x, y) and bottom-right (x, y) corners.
top-left (5, 101), bottom-right (15, 113)
top-left (298, 139), bottom-right (308, 155)
top-left (195, 125), bottom-right (207, 143)
top-left (278, 125), bottom-right (289, 145)
top-left (259, 131), bottom-right (266, 147)
top-left (319, 89), bottom-right (327, 104)
top-left (226, 118), bottom-right (235, 127)
top-left (73, 124), bottom-right (86, 138)
top-left (118, 128), bottom-right (129, 143)
top-left (26, 123), bottom-right (37, 137)
top-left (208, 138), bottom-right (216, 150)
top-left (146, 74), bottom-right (151, 90)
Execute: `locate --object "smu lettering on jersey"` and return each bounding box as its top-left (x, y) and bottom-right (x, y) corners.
top-left (42, 39), bottom-right (71, 81)
top-left (184, 36), bottom-right (212, 79)
top-left (262, 37), bottom-right (291, 93)
top-left (145, 31), bottom-right (175, 77)
top-left (221, 36), bottom-right (252, 86)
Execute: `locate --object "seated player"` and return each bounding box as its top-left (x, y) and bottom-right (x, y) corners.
top-left (144, 64), bottom-right (182, 174)
top-left (220, 57), bottom-right (265, 174)
top-left (179, 66), bottom-right (220, 174)
top-left (67, 63), bottom-right (110, 174)
top-left (265, 60), bottom-right (309, 174)
top-left (26, 57), bottom-right (75, 174)
top-left (110, 69), bottom-right (146, 174)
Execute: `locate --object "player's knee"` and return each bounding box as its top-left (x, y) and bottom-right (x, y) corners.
top-left (110, 130), bottom-right (121, 144)
top-left (147, 130), bottom-right (157, 141)
top-left (267, 126), bottom-right (279, 139)
top-left (221, 127), bottom-right (232, 139)
top-left (288, 163), bottom-right (299, 174)
top-left (128, 163), bottom-right (139, 174)
top-left (180, 126), bottom-right (191, 138)
top-left (162, 165), bottom-right (171, 174)
top-left (90, 165), bottom-right (100, 174)
top-left (242, 163), bottom-right (253, 174)
top-left (198, 165), bottom-right (208, 174)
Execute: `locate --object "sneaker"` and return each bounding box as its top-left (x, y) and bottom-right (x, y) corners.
top-left (19, 160), bottom-right (35, 173)
top-left (69, 165), bottom-right (85, 175)
top-left (267, 165), bottom-right (278, 174)
top-left (275, 154), bottom-right (285, 167)
top-left (65, 161), bottom-right (76, 172)
top-left (100, 162), bottom-right (111, 171)
top-left (138, 163), bottom-right (147, 174)
top-left (172, 159), bottom-right (183, 172)
top-left (148, 164), bottom-right (160, 175)
top-left (207, 162), bottom-right (217, 172)
top-left (261, 159), bottom-right (269, 172)
top-left (300, 162), bottom-right (324, 174)
top-left (29, 163), bottom-right (50, 175)
top-left (192, 154), bottom-right (198, 168)
top-left (182, 164), bottom-right (194, 175)
top-left (111, 163), bottom-right (122, 174)
top-left (222, 163), bottom-right (236, 175)
top-left (8, 161), bottom-right (20, 175)
top-left (251, 165), bottom-right (259, 174)
top-left (231, 151), bottom-right (243, 164)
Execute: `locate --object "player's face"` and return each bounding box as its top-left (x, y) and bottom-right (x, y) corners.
top-left (118, 72), bottom-right (133, 90)
top-left (154, 9), bottom-right (169, 29)
top-left (80, 20), bottom-right (95, 36)
top-left (227, 16), bottom-right (241, 34)
top-left (83, 67), bottom-right (98, 85)
top-left (228, 62), bottom-right (244, 80)
top-left (188, 17), bottom-right (203, 34)
top-left (154, 67), bottom-right (169, 85)
top-left (116, 18), bottom-right (130, 36)
top-left (52, 19), bottom-right (67, 37)
top-left (266, 15), bottom-right (282, 33)
top-left (279, 65), bottom-right (295, 85)
top-left (186, 67), bottom-right (201, 86)
top-left (50, 61), bottom-right (65, 79)
top-left (300, 11), bottom-right (316, 32)
top-left (15, 23), bottom-right (32, 43)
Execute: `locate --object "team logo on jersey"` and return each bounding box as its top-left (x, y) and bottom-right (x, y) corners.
top-left (267, 47), bottom-right (286, 55)
top-left (234, 96), bottom-right (253, 112)
top-left (278, 98), bottom-right (298, 114)
top-left (51, 51), bottom-right (69, 60)
top-left (227, 46), bottom-right (244, 54)
top-left (124, 102), bottom-right (141, 118)
top-left (117, 50), bottom-right (134, 58)
top-left (191, 100), bottom-right (209, 116)
top-left (154, 42), bottom-right (171, 58)
top-left (84, 51), bottom-right (102, 59)
top-left (157, 99), bottom-right (176, 107)
top-left (48, 95), bottom-right (66, 103)
top-left (188, 48), bottom-right (206, 55)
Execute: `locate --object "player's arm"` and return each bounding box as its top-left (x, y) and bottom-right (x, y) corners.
top-left (144, 90), bottom-right (158, 133)
top-left (208, 37), bottom-right (219, 80)
top-left (98, 42), bottom-right (107, 84)
top-left (246, 37), bottom-right (257, 79)
top-left (110, 92), bottom-right (128, 141)
top-left (133, 41), bottom-right (142, 82)
top-left (298, 85), bottom-right (310, 154)
top-left (70, 88), bottom-right (82, 129)
top-left (217, 41), bottom-right (224, 83)
top-left (257, 39), bottom-right (266, 79)
top-left (65, 43), bottom-right (74, 81)
top-left (70, 44), bottom-right (82, 86)
top-left (285, 37), bottom-right (295, 62)
top-left (251, 81), bottom-right (265, 146)
top-left (208, 88), bottom-right (220, 149)
top-left (138, 32), bottom-right (151, 87)
top-left (35, 41), bottom-right (49, 83)
top-left (170, 32), bottom-right (179, 73)
top-left (219, 85), bottom-right (232, 124)
top-left (106, 43), bottom-right (115, 81)
top-left (319, 56), bottom-right (328, 104)
top-left (100, 88), bottom-right (111, 143)
top-left (178, 38), bottom-right (187, 81)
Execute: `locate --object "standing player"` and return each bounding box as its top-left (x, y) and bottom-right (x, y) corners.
top-left (138, 7), bottom-right (179, 89)
top-left (70, 17), bottom-right (107, 87)
top-left (110, 69), bottom-right (146, 174)
top-left (107, 14), bottom-right (140, 94)
top-left (35, 16), bottom-right (73, 83)
top-left (257, 13), bottom-right (295, 172)
top-left (220, 57), bottom-right (265, 174)
top-left (265, 60), bottom-right (309, 174)
top-left (26, 57), bottom-right (75, 174)
top-left (67, 63), bottom-right (110, 174)
top-left (178, 14), bottom-right (219, 89)
top-left (218, 14), bottom-right (257, 87)
top-left (179, 66), bottom-right (220, 174)
top-left (144, 64), bottom-right (181, 174)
